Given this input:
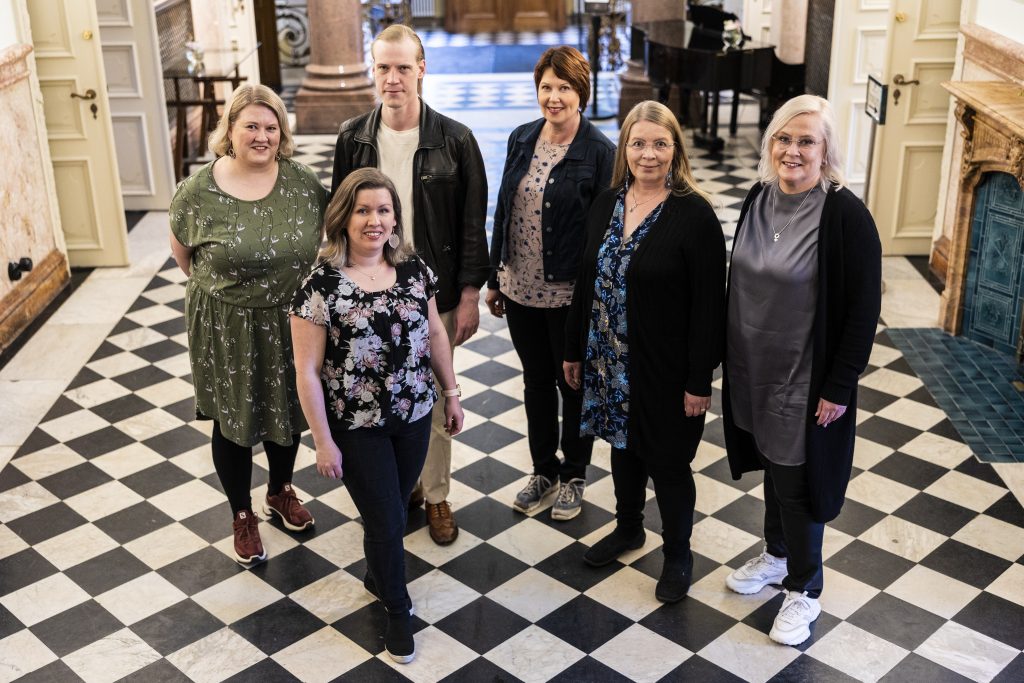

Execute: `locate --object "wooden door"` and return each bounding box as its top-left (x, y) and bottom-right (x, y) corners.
top-left (98, 0), bottom-right (176, 210)
top-left (867, 0), bottom-right (960, 255)
top-left (28, 0), bottom-right (129, 267)
top-left (446, 0), bottom-right (565, 33)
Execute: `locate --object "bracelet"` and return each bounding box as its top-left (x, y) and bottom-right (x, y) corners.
top-left (441, 384), bottom-right (461, 398)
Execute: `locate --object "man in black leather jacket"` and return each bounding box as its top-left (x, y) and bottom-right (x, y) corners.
top-left (330, 24), bottom-right (488, 547)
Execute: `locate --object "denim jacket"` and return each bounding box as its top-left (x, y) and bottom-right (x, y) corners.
top-left (488, 115), bottom-right (615, 289)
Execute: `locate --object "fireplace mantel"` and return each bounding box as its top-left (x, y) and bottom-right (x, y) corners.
top-left (938, 81), bottom-right (1024, 336)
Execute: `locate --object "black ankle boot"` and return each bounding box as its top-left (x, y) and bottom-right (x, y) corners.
top-left (384, 608), bottom-right (415, 663)
top-left (655, 551), bottom-right (694, 603)
top-left (583, 527), bottom-right (646, 567)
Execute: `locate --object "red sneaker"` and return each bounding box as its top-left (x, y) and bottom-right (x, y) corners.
top-left (232, 509), bottom-right (266, 565)
top-left (263, 483), bottom-right (314, 531)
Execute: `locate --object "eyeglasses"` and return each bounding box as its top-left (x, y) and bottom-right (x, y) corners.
top-left (626, 140), bottom-right (675, 153)
top-left (772, 134), bottom-right (821, 150)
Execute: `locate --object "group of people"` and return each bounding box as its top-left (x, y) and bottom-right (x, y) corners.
top-left (170, 23), bottom-right (881, 665)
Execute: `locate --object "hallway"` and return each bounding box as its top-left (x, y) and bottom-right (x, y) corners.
top-left (2, 63), bottom-right (1024, 682)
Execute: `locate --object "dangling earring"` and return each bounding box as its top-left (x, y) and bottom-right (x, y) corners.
top-left (388, 233), bottom-right (400, 249)
top-left (227, 144), bottom-right (236, 159)
top-left (665, 171), bottom-right (672, 188)
top-left (275, 151), bottom-right (282, 161)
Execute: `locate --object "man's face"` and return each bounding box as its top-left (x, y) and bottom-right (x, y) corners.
top-left (372, 37), bottom-right (424, 111)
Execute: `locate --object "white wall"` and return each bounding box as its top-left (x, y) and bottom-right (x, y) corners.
top-left (972, 0), bottom-right (1024, 44)
top-left (0, 0), bottom-right (19, 48)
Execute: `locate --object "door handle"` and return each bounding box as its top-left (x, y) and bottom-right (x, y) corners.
top-left (70, 88), bottom-right (97, 100)
top-left (892, 74), bottom-right (920, 86)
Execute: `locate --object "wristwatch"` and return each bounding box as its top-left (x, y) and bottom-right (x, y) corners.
top-left (441, 384), bottom-right (461, 398)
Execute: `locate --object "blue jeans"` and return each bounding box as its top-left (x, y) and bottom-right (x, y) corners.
top-left (332, 414), bottom-right (430, 613)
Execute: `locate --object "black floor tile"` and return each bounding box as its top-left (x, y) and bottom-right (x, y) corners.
top-left (435, 597), bottom-right (530, 654)
top-left (0, 465), bottom-right (30, 493)
top-left (879, 653), bottom-right (973, 682)
top-left (743, 592), bottom-right (841, 652)
top-left (441, 656), bottom-right (524, 683)
top-left (534, 497), bottom-right (615, 537)
top-left (660, 655), bottom-right (746, 682)
top-left (872, 451), bottom-right (948, 490)
top-left (857, 386), bottom-right (902, 413)
top-left (639, 597), bottom-right (736, 652)
top-left (533, 542), bottom-right (623, 593)
top-left (6, 502), bottom-right (88, 545)
top-left (452, 456), bottom-right (525, 494)
top-left (179, 503), bottom-right (235, 543)
top-left (158, 546), bottom-right (243, 596)
top-left (64, 425), bottom-right (136, 459)
top-left (830, 497), bottom-right (888, 537)
top-left (337, 655), bottom-right (410, 681)
top-left (90, 394), bottom-right (156, 424)
top-left (41, 395), bottom-right (83, 422)
top-left (231, 597), bottom-right (325, 655)
top-left (0, 548), bottom-right (58, 593)
top-left (847, 593), bottom-right (947, 650)
top-left (17, 660), bottom-right (80, 682)
top-left (0, 604), bottom-right (21, 640)
top-left (459, 389), bottom-right (522, 419)
top-left (223, 658), bottom-right (298, 682)
top-left (65, 547), bottom-right (151, 596)
top-left (985, 492), bottom-right (1024, 528)
top-left (131, 599), bottom-right (224, 656)
top-left (36, 462), bottom-right (112, 499)
top-left (954, 457), bottom-right (1006, 487)
top-left (461, 334), bottom-right (516, 357)
top-left (94, 501), bottom-right (176, 545)
top-left (453, 496), bottom-right (527, 541)
top-left (12, 427), bottom-right (59, 457)
top-left (112, 365), bottom-right (174, 392)
top-left (536, 595), bottom-right (633, 653)
top-left (711, 494), bottom-right (768, 537)
top-left (121, 461), bottom-right (194, 499)
top-left (439, 542), bottom-right (529, 594)
top-left (953, 591), bottom-right (1024, 649)
top-left (460, 360), bottom-right (521, 386)
top-left (921, 539), bottom-right (1012, 589)
top-left (771, 654), bottom-right (860, 683)
top-left (992, 653), bottom-right (1024, 683)
top-left (825, 540), bottom-right (915, 590)
top-left (893, 493), bottom-right (975, 537)
top-left (65, 366), bottom-right (104, 391)
top-left (29, 599), bottom-right (122, 657)
top-left (856, 416), bottom-right (923, 450)
top-left (455, 421), bottom-right (524, 454)
top-left (118, 657), bottom-right (194, 682)
top-left (249, 545), bottom-right (338, 595)
top-left (143, 425), bottom-right (209, 458)
top-left (550, 656), bottom-right (632, 682)
top-left (133, 339), bottom-right (188, 364)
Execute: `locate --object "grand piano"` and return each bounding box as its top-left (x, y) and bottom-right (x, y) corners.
top-left (633, 16), bottom-right (799, 151)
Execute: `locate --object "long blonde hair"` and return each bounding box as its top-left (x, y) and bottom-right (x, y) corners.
top-left (321, 169), bottom-right (413, 268)
top-left (757, 94), bottom-right (845, 191)
top-left (208, 84), bottom-right (294, 158)
top-left (611, 100), bottom-right (711, 204)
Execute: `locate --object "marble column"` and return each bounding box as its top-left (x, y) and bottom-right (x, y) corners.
top-left (294, 0), bottom-right (376, 134)
top-left (617, 0), bottom-right (686, 124)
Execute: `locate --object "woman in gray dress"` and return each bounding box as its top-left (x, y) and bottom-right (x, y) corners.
top-left (722, 95), bottom-right (881, 646)
top-left (170, 84), bottom-right (328, 565)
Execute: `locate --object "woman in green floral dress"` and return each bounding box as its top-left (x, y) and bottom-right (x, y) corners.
top-left (170, 84), bottom-right (328, 564)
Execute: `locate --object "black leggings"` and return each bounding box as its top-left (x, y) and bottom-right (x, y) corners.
top-left (211, 422), bottom-right (301, 515)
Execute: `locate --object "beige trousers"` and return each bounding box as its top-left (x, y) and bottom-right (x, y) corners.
top-left (422, 308), bottom-right (457, 504)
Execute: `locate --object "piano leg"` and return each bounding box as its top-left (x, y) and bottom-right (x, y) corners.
top-left (730, 90), bottom-right (740, 137)
top-left (693, 91), bottom-right (726, 152)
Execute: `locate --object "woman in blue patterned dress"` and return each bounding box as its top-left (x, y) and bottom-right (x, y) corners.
top-left (564, 101), bottom-right (727, 603)
top-left (290, 168), bottom-right (464, 664)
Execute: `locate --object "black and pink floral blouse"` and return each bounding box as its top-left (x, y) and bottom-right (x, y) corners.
top-left (291, 256), bottom-right (438, 430)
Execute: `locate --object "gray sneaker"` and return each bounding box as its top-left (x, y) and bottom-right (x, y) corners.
top-left (513, 474), bottom-right (557, 513)
top-left (551, 478), bottom-right (585, 521)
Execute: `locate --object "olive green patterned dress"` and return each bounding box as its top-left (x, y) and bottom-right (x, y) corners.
top-left (170, 158), bottom-right (328, 447)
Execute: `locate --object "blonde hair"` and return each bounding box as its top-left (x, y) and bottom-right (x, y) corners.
top-left (611, 101), bottom-right (712, 204)
top-left (371, 24), bottom-right (425, 62)
top-left (757, 94), bottom-right (845, 191)
top-left (208, 84), bottom-right (294, 158)
top-left (321, 168), bottom-right (412, 268)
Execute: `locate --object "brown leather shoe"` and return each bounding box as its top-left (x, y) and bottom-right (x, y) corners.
top-left (232, 509), bottom-right (266, 565)
top-left (425, 501), bottom-right (458, 545)
top-left (263, 483), bottom-right (314, 531)
top-left (408, 483), bottom-right (425, 511)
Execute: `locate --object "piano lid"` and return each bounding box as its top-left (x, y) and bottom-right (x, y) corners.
top-left (634, 20), bottom-right (773, 54)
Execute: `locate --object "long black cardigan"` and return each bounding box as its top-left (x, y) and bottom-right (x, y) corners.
top-left (722, 183), bottom-right (882, 522)
top-left (565, 188), bottom-right (727, 460)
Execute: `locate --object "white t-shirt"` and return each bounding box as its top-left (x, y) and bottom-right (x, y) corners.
top-left (376, 122), bottom-right (419, 249)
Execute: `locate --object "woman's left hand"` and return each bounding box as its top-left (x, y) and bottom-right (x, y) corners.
top-left (684, 392), bottom-right (710, 417)
top-left (444, 398), bottom-right (465, 436)
top-left (815, 398), bottom-right (847, 427)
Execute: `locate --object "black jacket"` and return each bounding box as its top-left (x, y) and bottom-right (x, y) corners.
top-left (566, 189), bottom-right (727, 460)
top-left (488, 115), bottom-right (615, 289)
top-left (331, 101), bottom-right (489, 313)
top-left (723, 183), bottom-right (882, 522)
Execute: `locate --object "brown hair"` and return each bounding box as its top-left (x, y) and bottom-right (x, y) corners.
top-left (533, 46), bottom-right (591, 111)
top-left (208, 83), bottom-right (293, 158)
top-left (321, 168), bottom-right (412, 268)
top-left (611, 100), bottom-right (712, 204)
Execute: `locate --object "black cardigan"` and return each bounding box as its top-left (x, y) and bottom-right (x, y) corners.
top-left (722, 183), bottom-right (882, 522)
top-left (566, 188), bottom-right (727, 459)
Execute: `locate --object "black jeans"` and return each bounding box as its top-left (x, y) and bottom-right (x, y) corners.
top-left (331, 414), bottom-right (430, 614)
top-left (759, 453), bottom-right (825, 598)
top-left (609, 417), bottom-right (703, 561)
top-left (504, 298), bottom-right (593, 482)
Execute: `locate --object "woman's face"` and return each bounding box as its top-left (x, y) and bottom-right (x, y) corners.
top-left (346, 188), bottom-right (396, 257)
top-left (772, 113), bottom-right (826, 193)
top-left (228, 104), bottom-right (280, 166)
top-left (537, 68), bottom-right (581, 127)
top-left (625, 119), bottom-right (675, 186)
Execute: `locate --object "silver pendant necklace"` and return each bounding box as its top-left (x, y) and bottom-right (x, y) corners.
top-left (770, 185), bottom-right (814, 242)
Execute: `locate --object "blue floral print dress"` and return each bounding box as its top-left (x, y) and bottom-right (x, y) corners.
top-left (580, 192), bottom-right (664, 448)
top-left (291, 256), bottom-right (438, 430)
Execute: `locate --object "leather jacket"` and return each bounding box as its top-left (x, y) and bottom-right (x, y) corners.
top-left (331, 101), bottom-right (489, 313)
top-left (489, 115), bottom-right (615, 289)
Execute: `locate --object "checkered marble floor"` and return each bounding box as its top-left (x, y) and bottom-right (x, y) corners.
top-left (3, 91), bottom-right (1024, 683)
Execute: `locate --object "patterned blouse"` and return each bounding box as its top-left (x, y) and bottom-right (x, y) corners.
top-left (580, 192), bottom-right (664, 449)
top-left (498, 138), bottom-right (576, 308)
top-left (291, 257), bottom-right (438, 430)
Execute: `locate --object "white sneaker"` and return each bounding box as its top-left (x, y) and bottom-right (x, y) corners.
top-left (725, 549), bottom-right (788, 594)
top-left (769, 591), bottom-right (821, 646)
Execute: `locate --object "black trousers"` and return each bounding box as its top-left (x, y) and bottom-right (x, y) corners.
top-left (504, 298), bottom-right (593, 482)
top-left (759, 453), bottom-right (825, 598)
top-left (609, 416), bottom-right (704, 561)
top-left (211, 422), bottom-right (300, 515)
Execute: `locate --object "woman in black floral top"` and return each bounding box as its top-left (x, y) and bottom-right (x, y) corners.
top-left (291, 168), bottom-right (463, 665)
